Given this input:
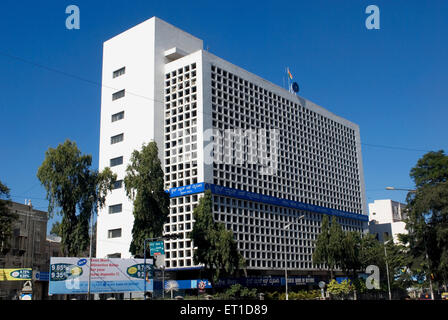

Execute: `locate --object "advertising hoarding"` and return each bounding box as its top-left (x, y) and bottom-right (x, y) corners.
top-left (0, 268), bottom-right (32, 281)
top-left (49, 257), bottom-right (153, 295)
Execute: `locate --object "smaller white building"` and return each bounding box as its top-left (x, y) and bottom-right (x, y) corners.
top-left (368, 199), bottom-right (408, 244)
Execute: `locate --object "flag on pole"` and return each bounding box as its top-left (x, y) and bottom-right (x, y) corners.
top-left (287, 68), bottom-right (293, 80)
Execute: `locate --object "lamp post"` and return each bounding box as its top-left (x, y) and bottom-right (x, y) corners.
top-left (383, 239), bottom-right (392, 300)
top-left (283, 215), bottom-right (305, 301)
top-left (87, 195), bottom-right (95, 301)
top-left (385, 187), bottom-right (416, 192)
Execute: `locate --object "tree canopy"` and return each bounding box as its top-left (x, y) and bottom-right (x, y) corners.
top-left (312, 215), bottom-right (330, 271)
top-left (0, 180), bottom-right (18, 252)
top-left (124, 141), bottom-right (169, 257)
top-left (189, 189), bottom-right (245, 286)
top-left (37, 139), bottom-right (116, 256)
top-left (403, 150), bottom-right (448, 288)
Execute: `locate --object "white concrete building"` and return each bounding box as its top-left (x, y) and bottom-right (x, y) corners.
top-left (97, 17), bottom-right (368, 274)
top-left (368, 199), bottom-right (408, 243)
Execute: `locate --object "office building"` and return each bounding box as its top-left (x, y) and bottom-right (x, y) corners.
top-left (0, 200), bottom-right (60, 300)
top-left (368, 199), bottom-right (407, 243)
top-left (97, 17), bottom-right (368, 276)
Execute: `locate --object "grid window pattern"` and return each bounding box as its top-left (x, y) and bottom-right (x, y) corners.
top-left (210, 65), bottom-right (362, 214)
top-left (166, 192), bottom-right (364, 270)
top-left (212, 195), bottom-right (364, 270)
top-left (163, 194), bottom-right (199, 269)
top-left (163, 63), bottom-right (199, 190)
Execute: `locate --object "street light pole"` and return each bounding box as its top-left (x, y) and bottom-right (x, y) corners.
top-left (87, 195), bottom-right (95, 301)
top-left (385, 187), bottom-right (416, 192)
top-left (143, 235), bottom-right (178, 300)
top-left (383, 240), bottom-right (392, 300)
top-left (143, 239), bottom-right (148, 299)
top-left (283, 225), bottom-right (290, 301)
top-left (283, 215), bottom-right (305, 301)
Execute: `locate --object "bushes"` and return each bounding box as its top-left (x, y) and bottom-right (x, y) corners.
top-left (326, 279), bottom-right (354, 300)
top-left (265, 289), bottom-right (320, 300)
top-left (213, 285), bottom-right (321, 300)
top-left (214, 284), bottom-right (258, 300)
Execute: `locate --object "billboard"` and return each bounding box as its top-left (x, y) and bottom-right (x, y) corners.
top-left (0, 268), bottom-right (32, 281)
top-left (49, 257), bottom-right (154, 295)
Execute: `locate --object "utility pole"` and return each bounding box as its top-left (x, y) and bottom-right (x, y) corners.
top-left (383, 240), bottom-right (392, 300)
top-left (87, 195), bottom-right (94, 300)
top-left (143, 234), bottom-right (180, 300)
top-left (283, 215), bottom-right (304, 300)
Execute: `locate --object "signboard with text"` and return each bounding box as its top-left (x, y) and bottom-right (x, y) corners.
top-left (0, 268), bottom-right (32, 281)
top-left (150, 241), bottom-right (165, 256)
top-left (49, 257), bottom-right (154, 295)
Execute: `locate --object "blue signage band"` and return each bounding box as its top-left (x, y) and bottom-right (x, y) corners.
top-left (168, 182), bottom-right (368, 222)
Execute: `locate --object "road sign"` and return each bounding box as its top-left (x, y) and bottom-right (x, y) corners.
top-left (198, 280), bottom-right (206, 293)
top-left (150, 241), bottom-right (165, 256)
top-left (33, 271), bottom-right (50, 281)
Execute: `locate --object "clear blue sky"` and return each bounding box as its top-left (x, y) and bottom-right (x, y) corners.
top-left (1, 0), bottom-right (447, 233)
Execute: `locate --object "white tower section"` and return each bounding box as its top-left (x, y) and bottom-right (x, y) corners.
top-left (97, 17), bottom-right (203, 258)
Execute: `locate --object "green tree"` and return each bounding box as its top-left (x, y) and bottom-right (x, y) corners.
top-left (313, 216), bottom-right (350, 280)
top-left (124, 141), bottom-right (169, 257)
top-left (359, 233), bottom-right (383, 270)
top-left (37, 139), bottom-right (116, 256)
top-left (384, 237), bottom-right (413, 292)
top-left (328, 216), bottom-right (344, 279)
top-left (189, 190), bottom-right (245, 288)
top-left (326, 279), bottom-right (353, 300)
top-left (313, 215), bottom-right (330, 271)
top-left (340, 231), bottom-right (362, 279)
top-left (0, 180), bottom-right (18, 252)
top-left (50, 221), bottom-right (61, 237)
top-left (340, 231), bottom-right (363, 299)
top-left (403, 150), bottom-right (448, 291)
